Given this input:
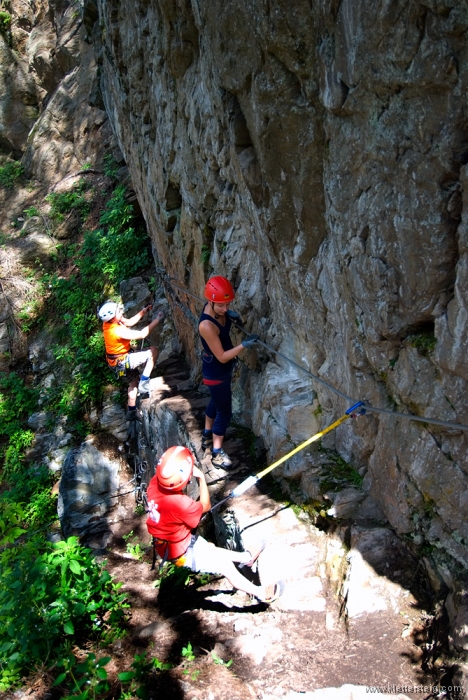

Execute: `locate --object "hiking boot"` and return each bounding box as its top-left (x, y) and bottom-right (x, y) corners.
top-left (211, 449), bottom-right (232, 469)
top-left (126, 408), bottom-right (142, 421)
top-left (138, 377), bottom-right (151, 395)
top-left (201, 432), bottom-right (213, 450)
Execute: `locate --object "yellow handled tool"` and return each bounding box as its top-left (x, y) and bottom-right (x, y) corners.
top-left (210, 402), bottom-right (366, 510)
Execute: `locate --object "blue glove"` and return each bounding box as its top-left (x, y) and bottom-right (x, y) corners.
top-left (241, 334), bottom-right (259, 348)
top-left (226, 309), bottom-right (242, 323)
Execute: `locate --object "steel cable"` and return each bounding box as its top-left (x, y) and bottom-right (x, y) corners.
top-left (156, 272), bottom-right (468, 433)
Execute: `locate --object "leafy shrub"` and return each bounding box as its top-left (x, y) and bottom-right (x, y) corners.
top-left (43, 184), bottom-right (150, 409)
top-left (0, 372), bottom-right (39, 478)
top-left (103, 153), bottom-right (119, 178)
top-left (1, 465), bottom-right (57, 528)
top-left (0, 535), bottom-right (127, 690)
top-left (54, 653), bottom-right (111, 699)
top-left (0, 161), bottom-right (23, 188)
top-left (23, 206), bottom-right (40, 218)
top-left (407, 331), bottom-right (437, 355)
top-left (0, 11), bottom-right (11, 32)
top-left (118, 652), bottom-right (173, 699)
top-left (45, 180), bottom-right (91, 221)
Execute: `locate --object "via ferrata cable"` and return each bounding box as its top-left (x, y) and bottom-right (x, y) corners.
top-left (161, 275), bottom-right (468, 433)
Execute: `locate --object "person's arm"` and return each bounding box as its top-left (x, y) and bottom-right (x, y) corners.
top-left (121, 304), bottom-right (152, 327)
top-left (115, 315), bottom-right (162, 341)
top-left (199, 320), bottom-right (244, 364)
top-left (192, 466), bottom-right (211, 513)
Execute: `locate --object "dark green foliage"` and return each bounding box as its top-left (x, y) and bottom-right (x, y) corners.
top-left (43, 184), bottom-right (150, 409)
top-left (23, 206), bottom-right (40, 218)
top-left (406, 331), bottom-right (437, 356)
top-left (0, 161), bottom-right (23, 188)
top-left (0, 373), bottom-right (39, 478)
top-left (45, 179), bottom-right (91, 221)
top-left (318, 447), bottom-right (363, 492)
top-left (118, 653), bottom-right (173, 699)
top-left (0, 536), bottom-right (127, 690)
top-left (53, 653), bottom-right (111, 699)
top-left (0, 181), bottom-right (149, 691)
top-left (103, 153), bottom-right (119, 179)
top-left (0, 10), bottom-right (11, 29)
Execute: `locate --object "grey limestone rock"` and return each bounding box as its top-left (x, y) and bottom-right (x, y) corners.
top-left (58, 438), bottom-right (123, 537)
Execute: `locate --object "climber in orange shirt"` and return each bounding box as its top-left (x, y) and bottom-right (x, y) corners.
top-left (99, 301), bottom-right (165, 419)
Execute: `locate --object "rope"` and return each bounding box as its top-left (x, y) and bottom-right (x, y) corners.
top-left (159, 274), bottom-right (468, 433)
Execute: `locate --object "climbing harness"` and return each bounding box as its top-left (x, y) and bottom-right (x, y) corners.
top-left (155, 271), bottom-right (468, 433)
top-left (106, 353), bottom-right (130, 378)
top-left (150, 533), bottom-right (198, 571)
top-left (210, 402), bottom-right (367, 512)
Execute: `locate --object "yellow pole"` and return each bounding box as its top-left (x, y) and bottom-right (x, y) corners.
top-left (255, 412), bottom-right (352, 480)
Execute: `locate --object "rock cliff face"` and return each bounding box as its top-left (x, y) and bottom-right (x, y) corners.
top-left (92, 0), bottom-right (468, 575)
top-left (2, 0), bottom-right (468, 580)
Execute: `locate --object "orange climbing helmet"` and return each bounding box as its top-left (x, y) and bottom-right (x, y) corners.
top-left (156, 446), bottom-right (194, 491)
top-left (204, 276), bottom-right (235, 303)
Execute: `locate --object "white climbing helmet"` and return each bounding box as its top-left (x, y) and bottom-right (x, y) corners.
top-left (98, 301), bottom-right (118, 321)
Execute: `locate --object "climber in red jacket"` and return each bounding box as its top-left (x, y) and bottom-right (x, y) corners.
top-left (99, 300), bottom-right (164, 418)
top-left (146, 446), bottom-right (285, 604)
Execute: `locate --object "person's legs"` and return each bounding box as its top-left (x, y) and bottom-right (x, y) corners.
top-left (142, 345), bottom-right (158, 379)
top-left (128, 348), bottom-right (158, 394)
top-left (126, 371), bottom-right (140, 419)
top-left (127, 377), bottom-right (139, 408)
top-left (204, 381), bottom-right (232, 466)
top-left (188, 537), bottom-right (283, 602)
top-left (209, 380), bottom-right (232, 447)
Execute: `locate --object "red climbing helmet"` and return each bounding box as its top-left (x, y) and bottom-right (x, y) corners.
top-left (204, 276), bottom-right (235, 303)
top-left (156, 446), bottom-right (194, 491)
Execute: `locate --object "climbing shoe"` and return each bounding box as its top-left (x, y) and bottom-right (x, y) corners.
top-left (126, 408), bottom-right (142, 421)
top-left (260, 580), bottom-right (285, 605)
top-left (211, 449), bottom-right (232, 468)
top-left (138, 377), bottom-right (151, 395)
top-left (201, 431), bottom-right (213, 450)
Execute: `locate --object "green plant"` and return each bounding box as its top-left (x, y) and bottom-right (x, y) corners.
top-left (201, 244), bottom-right (211, 265)
top-left (181, 642), bottom-right (195, 663)
top-left (45, 180), bottom-right (91, 221)
top-left (123, 530), bottom-right (146, 560)
top-left (118, 653), bottom-right (173, 699)
top-left (100, 625), bottom-right (127, 647)
top-left (0, 535), bottom-right (128, 689)
top-left (406, 331), bottom-right (437, 356)
top-left (134, 503), bottom-right (146, 516)
top-left (23, 206), bottom-right (40, 218)
top-left (103, 153), bottom-right (119, 178)
top-left (0, 161), bottom-right (23, 188)
top-left (318, 447), bottom-right (363, 492)
top-left (0, 372), bottom-right (39, 479)
top-left (82, 162), bottom-right (92, 171)
top-left (0, 10), bottom-right (11, 32)
top-left (211, 651), bottom-right (232, 667)
top-left (53, 652), bottom-right (111, 699)
top-left (38, 184), bottom-right (150, 412)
